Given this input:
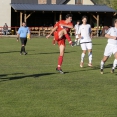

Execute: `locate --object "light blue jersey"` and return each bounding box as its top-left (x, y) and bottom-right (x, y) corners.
top-left (18, 26), bottom-right (30, 38)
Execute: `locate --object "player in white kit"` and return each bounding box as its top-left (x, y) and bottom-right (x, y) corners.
top-left (100, 19), bottom-right (117, 74)
top-left (78, 16), bottom-right (92, 67)
top-left (74, 20), bottom-right (80, 46)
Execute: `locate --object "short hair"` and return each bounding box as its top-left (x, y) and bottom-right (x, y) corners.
top-left (114, 19), bottom-right (117, 23)
top-left (65, 14), bottom-right (73, 19)
top-left (82, 16), bottom-right (88, 20)
top-left (77, 20), bottom-right (80, 23)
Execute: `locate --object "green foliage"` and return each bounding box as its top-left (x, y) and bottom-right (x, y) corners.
top-left (93, 0), bottom-right (117, 10)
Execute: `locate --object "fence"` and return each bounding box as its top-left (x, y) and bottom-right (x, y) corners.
top-left (0, 26), bottom-right (101, 37)
top-left (0, 26), bottom-right (54, 37)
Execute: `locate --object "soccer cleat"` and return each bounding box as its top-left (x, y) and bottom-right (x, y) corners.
top-left (24, 52), bottom-right (27, 55)
top-left (20, 52), bottom-right (23, 55)
top-left (88, 63), bottom-right (93, 67)
top-left (111, 69), bottom-right (114, 73)
top-left (80, 62), bottom-right (83, 68)
top-left (56, 68), bottom-right (64, 74)
top-left (100, 69), bottom-right (103, 74)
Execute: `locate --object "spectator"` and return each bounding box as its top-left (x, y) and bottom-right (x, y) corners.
top-left (3, 23), bottom-right (8, 35)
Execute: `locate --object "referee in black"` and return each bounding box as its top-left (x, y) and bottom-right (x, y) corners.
top-left (17, 22), bottom-right (30, 55)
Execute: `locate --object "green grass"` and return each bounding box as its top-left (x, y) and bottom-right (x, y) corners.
top-left (0, 37), bottom-right (117, 117)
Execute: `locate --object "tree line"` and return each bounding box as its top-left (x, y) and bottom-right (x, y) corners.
top-left (93, 0), bottom-right (117, 10)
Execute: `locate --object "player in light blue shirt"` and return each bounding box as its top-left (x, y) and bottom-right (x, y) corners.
top-left (17, 22), bottom-right (30, 55)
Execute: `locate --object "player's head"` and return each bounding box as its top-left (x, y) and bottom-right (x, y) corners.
top-left (22, 22), bottom-right (26, 27)
top-left (65, 14), bottom-right (72, 23)
top-left (114, 19), bottom-right (117, 27)
top-left (82, 16), bottom-right (88, 24)
top-left (77, 20), bottom-right (80, 24)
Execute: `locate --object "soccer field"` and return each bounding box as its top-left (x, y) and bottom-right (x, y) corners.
top-left (0, 37), bottom-right (117, 117)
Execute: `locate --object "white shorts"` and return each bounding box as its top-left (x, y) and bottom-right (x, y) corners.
top-left (104, 44), bottom-right (117, 56)
top-left (80, 42), bottom-right (92, 50)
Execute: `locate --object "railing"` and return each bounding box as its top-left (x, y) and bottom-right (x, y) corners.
top-left (0, 26), bottom-right (102, 37)
top-left (0, 26), bottom-right (53, 37)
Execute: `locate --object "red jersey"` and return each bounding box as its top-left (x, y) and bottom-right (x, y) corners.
top-left (56, 20), bottom-right (73, 33)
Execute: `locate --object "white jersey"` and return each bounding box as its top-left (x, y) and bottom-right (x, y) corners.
top-left (78, 24), bottom-right (91, 43)
top-left (107, 27), bottom-right (117, 45)
top-left (74, 24), bottom-right (80, 34)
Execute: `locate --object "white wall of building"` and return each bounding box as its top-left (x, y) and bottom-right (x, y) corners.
top-left (83, 0), bottom-right (94, 5)
top-left (0, 0), bottom-right (11, 27)
top-left (67, 0), bottom-right (75, 4)
top-left (67, 0), bottom-right (94, 5)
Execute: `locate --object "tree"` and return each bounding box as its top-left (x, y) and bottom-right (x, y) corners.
top-left (110, 0), bottom-right (117, 10)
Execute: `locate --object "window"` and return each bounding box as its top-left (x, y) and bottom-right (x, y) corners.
top-left (75, 0), bottom-right (82, 4)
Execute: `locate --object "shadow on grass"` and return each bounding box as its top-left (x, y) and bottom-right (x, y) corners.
top-left (0, 50), bottom-right (35, 54)
top-left (39, 51), bottom-right (76, 54)
top-left (29, 51), bottom-right (77, 55)
top-left (0, 73), bottom-right (56, 82)
top-left (92, 64), bottom-right (113, 70)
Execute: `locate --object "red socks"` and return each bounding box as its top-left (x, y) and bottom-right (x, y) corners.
top-left (57, 56), bottom-right (63, 70)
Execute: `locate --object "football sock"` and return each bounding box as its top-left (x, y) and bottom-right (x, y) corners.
top-left (21, 46), bottom-right (23, 53)
top-left (57, 56), bottom-right (63, 70)
top-left (100, 60), bottom-right (104, 69)
top-left (112, 59), bottom-right (117, 69)
top-left (88, 52), bottom-right (92, 64)
top-left (21, 46), bottom-right (25, 52)
top-left (81, 53), bottom-right (85, 63)
top-left (65, 34), bottom-right (72, 43)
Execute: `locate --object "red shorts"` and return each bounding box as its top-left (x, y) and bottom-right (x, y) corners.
top-left (54, 31), bottom-right (66, 46)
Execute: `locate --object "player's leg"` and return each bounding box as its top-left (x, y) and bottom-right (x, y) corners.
top-left (52, 37), bottom-right (56, 45)
top-left (58, 29), bottom-right (72, 45)
top-left (23, 38), bottom-right (27, 55)
top-left (20, 38), bottom-right (24, 55)
top-left (53, 32), bottom-right (56, 45)
top-left (74, 35), bottom-right (78, 46)
top-left (80, 43), bottom-right (87, 67)
top-left (87, 43), bottom-right (93, 67)
top-left (100, 44), bottom-right (111, 74)
top-left (56, 44), bottom-right (65, 74)
top-left (111, 52), bottom-right (117, 73)
top-left (100, 56), bottom-right (109, 74)
top-left (20, 38), bottom-right (27, 55)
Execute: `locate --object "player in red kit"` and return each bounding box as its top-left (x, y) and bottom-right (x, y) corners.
top-left (52, 20), bottom-right (58, 45)
top-left (46, 14), bottom-right (73, 74)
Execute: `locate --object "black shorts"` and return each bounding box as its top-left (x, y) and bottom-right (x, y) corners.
top-left (20, 38), bottom-right (27, 46)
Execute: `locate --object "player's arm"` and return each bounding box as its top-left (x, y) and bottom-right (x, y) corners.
top-left (17, 28), bottom-right (20, 41)
top-left (78, 26), bottom-right (81, 38)
top-left (89, 25), bottom-right (92, 39)
top-left (27, 28), bottom-right (31, 39)
top-left (60, 24), bottom-right (73, 29)
top-left (73, 26), bottom-right (77, 35)
top-left (105, 28), bottom-right (117, 40)
top-left (46, 26), bottom-right (58, 39)
top-left (105, 34), bottom-right (117, 40)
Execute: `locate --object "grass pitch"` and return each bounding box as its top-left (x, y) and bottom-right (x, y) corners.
top-left (0, 37), bottom-right (117, 117)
